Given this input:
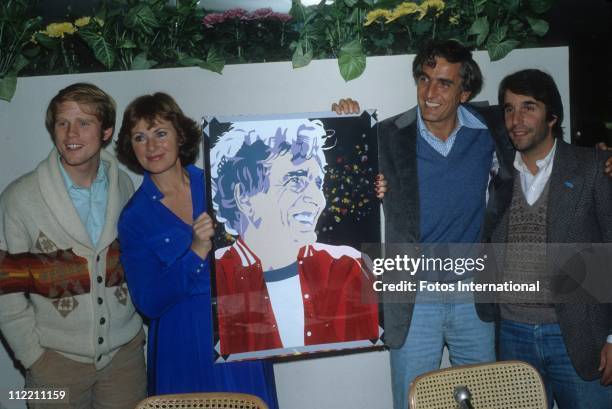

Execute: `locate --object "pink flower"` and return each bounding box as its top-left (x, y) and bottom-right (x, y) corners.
top-left (248, 8), bottom-right (274, 20)
top-left (202, 13), bottom-right (226, 28)
top-left (222, 8), bottom-right (249, 20)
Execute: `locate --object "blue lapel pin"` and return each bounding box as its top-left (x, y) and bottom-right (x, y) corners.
top-left (564, 181), bottom-right (574, 189)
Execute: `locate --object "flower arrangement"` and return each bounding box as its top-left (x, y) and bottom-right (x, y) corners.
top-left (202, 7), bottom-right (292, 28)
top-left (1, 0), bottom-right (556, 102)
top-left (362, 0), bottom-right (552, 62)
top-left (201, 8), bottom-right (294, 63)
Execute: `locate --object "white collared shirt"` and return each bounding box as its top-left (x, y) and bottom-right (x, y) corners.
top-left (513, 139), bottom-right (558, 205)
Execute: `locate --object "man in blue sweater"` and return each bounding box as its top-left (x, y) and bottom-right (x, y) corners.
top-left (334, 40), bottom-right (516, 409)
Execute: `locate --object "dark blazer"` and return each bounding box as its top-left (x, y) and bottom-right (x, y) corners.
top-left (484, 140), bottom-right (612, 380)
top-left (378, 103), bottom-right (515, 349)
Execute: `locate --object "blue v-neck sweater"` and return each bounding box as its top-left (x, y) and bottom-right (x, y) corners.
top-left (417, 124), bottom-right (494, 280)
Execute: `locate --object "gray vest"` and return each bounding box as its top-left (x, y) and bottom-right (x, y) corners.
top-left (500, 173), bottom-right (557, 324)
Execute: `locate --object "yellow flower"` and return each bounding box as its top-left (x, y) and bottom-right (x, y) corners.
top-left (364, 9), bottom-right (392, 26)
top-left (386, 2), bottom-right (425, 23)
top-left (94, 17), bottom-right (104, 27)
top-left (43, 22), bottom-right (77, 38)
top-left (74, 17), bottom-right (91, 27)
top-left (419, 0), bottom-right (445, 19)
top-left (448, 14), bottom-right (459, 25)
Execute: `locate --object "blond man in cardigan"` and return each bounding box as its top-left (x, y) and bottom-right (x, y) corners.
top-left (0, 83), bottom-right (145, 408)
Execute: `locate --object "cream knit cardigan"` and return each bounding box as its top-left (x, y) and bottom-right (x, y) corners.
top-left (0, 149), bottom-right (142, 369)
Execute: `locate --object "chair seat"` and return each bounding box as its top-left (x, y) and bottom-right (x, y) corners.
top-left (409, 360), bottom-right (548, 409)
top-left (134, 392), bottom-right (269, 409)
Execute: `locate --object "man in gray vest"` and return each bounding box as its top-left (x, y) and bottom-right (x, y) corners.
top-left (489, 69), bottom-right (612, 408)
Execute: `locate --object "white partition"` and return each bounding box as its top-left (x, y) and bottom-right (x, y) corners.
top-left (0, 47), bottom-right (569, 409)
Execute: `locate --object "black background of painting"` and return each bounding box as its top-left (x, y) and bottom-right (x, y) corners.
top-left (204, 112), bottom-right (380, 251)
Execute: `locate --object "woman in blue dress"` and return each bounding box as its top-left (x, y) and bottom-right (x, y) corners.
top-left (114, 92), bottom-right (278, 407)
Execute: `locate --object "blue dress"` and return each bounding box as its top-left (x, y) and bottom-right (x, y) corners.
top-left (118, 165), bottom-right (278, 408)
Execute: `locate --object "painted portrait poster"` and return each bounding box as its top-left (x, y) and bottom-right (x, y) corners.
top-left (203, 111), bottom-right (382, 362)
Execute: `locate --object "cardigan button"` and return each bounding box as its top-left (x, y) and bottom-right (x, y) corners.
top-left (306, 331), bottom-right (312, 337)
top-left (98, 337), bottom-right (104, 344)
top-left (97, 276), bottom-right (103, 284)
top-left (97, 297), bottom-right (103, 305)
top-left (100, 317), bottom-right (106, 325)
top-left (304, 294), bottom-right (309, 299)
top-left (97, 355), bottom-right (102, 362)
top-left (96, 255), bottom-right (100, 262)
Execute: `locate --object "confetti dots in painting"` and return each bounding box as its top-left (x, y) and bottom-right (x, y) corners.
top-left (319, 142), bottom-right (375, 233)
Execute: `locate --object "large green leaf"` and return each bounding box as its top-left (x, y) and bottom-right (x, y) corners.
top-left (526, 16), bottom-right (549, 37)
top-left (130, 52), bottom-right (156, 70)
top-left (468, 17), bottom-right (489, 47)
top-left (78, 30), bottom-right (115, 69)
top-left (347, 7), bottom-right (361, 24)
top-left (473, 0), bottom-right (488, 14)
top-left (199, 47), bottom-right (225, 74)
top-left (12, 54), bottom-right (29, 74)
top-left (528, 0), bottom-right (555, 14)
top-left (487, 39), bottom-right (520, 61)
top-left (487, 24), bottom-right (508, 45)
top-left (23, 16), bottom-right (42, 32)
top-left (177, 53), bottom-right (205, 66)
top-left (125, 5), bottom-right (159, 35)
top-left (0, 75), bottom-right (17, 102)
top-left (34, 32), bottom-right (58, 50)
top-left (338, 39), bottom-right (366, 81)
top-left (292, 43), bottom-right (313, 68)
top-left (289, 0), bottom-right (309, 23)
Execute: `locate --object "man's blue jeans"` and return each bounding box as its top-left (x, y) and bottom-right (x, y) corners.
top-left (390, 288), bottom-right (495, 409)
top-left (500, 320), bottom-right (612, 409)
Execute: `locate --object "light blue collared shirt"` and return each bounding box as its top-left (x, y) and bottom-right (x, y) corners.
top-left (417, 104), bottom-right (489, 157)
top-left (59, 157), bottom-right (109, 246)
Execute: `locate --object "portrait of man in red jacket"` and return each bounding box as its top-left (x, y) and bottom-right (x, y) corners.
top-left (209, 117), bottom-right (380, 358)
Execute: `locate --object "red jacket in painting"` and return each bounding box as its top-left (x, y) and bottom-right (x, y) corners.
top-left (215, 238), bottom-right (379, 355)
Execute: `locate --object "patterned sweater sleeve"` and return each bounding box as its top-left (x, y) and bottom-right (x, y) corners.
top-left (0, 188), bottom-right (45, 369)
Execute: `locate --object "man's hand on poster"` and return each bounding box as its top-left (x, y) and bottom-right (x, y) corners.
top-left (375, 175), bottom-right (387, 199)
top-left (331, 97), bottom-right (387, 199)
top-left (599, 342), bottom-right (612, 386)
top-left (331, 98), bottom-right (360, 115)
top-left (191, 213), bottom-right (215, 259)
top-left (595, 142), bottom-right (612, 176)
